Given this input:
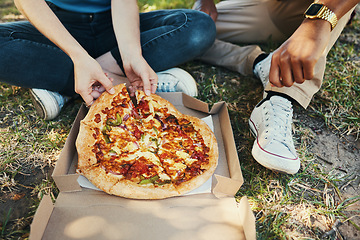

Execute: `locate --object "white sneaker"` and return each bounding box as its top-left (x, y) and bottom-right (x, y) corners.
top-left (249, 95), bottom-right (300, 174)
top-left (156, 68), bottom-right (198, 97)
top-left (253, 52), bottom-right (273, 87)
top-left (29, 88), bottom-right (68, 120)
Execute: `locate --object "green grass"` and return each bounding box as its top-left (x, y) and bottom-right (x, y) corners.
top-left (0, 1), bottom-right (359, 239)
top-left (139, 0), bottom-right (194, 11)
top-left (312, 43), bottom-right (360, 137)
top-left (0, 0), bottom-right (21, 21)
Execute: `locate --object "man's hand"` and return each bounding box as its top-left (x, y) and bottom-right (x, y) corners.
top-left (269, 19), bottom-right (332, 87)
top-left (193, 0), bottom-right (218, 22)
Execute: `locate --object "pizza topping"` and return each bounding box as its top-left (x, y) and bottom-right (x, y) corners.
top-left (137, 99), bottom-right (150, 114)
top-left (139, 175), bottom-right (159, 185)
top-left (106, 113), bottom-right (122, 126)
top-left (123, 113), bottom-right (130, 122)
top-left (154, 114), bottom-right (166, 130)
top-left (101, 125), bottom-right (112, 143)
top-left (128, 159), bottom-right (150, 177)
top-left (131, 109), bottom-right (140, 119)
top-left (94, 114), bottom-right (101, 123)
top-left (133, 125), bottom-right (143, 140)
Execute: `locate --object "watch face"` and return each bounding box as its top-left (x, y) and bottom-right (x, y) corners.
top-left (306, 3), bottom-right (323, 15)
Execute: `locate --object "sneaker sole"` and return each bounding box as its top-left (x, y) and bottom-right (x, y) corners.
top-left (30, 89), bottom-right (46, 119)
top-left (29, 89), bottom-right (60, 120)
top-left (249, 118), bottom-right (300, 174)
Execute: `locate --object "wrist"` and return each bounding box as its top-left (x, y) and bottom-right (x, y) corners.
top-left (302, 17), bottom-right (332, 31)
top-left (304, 2), bottom-right (338, 30)
top-left (120, 47), bottom-right (142, 62)
top-left (67, 47), bottom-right (90, 63)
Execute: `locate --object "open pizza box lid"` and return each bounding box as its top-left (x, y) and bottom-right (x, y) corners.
top-left (30, 93), bottom-right (256, 240)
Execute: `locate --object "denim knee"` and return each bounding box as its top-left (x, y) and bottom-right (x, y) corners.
top-left (184, 10), bottom-right (216, 57)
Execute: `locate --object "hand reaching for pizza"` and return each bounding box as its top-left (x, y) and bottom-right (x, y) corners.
top-left (73, 54), bottom-right (115, 107)
top-left (122, 55), bottom-right (158, 97)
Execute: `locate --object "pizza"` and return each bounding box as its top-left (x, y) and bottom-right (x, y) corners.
top-left (75, 84), bottom-right (218, 199)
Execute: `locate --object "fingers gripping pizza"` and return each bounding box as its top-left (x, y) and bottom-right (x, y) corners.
top-left (76, 84), bottom-right (218, 199)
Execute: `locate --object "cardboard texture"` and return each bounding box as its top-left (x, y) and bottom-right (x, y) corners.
top-left (30, 93), bottom-right (256, 240)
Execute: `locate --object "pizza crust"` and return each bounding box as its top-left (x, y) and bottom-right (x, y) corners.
top-left (76, 123), bottom-right (98, 169)
top-left (81, 164), bottom-right (181, 199)
top-left (109, 178), bottom-right (180, 199)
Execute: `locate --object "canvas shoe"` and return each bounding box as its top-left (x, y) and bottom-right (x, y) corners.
top-left (249, 95), bottom-right (300, 174)
top-left (30, 88), bottom-right (69, 120)
top-left (253, 52), bottom-right (274, 87)
top-left (156, 68), bottom-right (198, 97)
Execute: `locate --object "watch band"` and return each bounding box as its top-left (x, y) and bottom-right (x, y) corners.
top-left (304, 3), bottom-right (338, 30)
top-left (319, 6), bottom-right (338, 30)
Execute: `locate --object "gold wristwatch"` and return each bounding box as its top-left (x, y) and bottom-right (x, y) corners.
top-left (304, 3), bottom-right (338, 30)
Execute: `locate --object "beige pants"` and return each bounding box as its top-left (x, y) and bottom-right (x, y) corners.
top-left (198, 0), bottom-right (354, 108)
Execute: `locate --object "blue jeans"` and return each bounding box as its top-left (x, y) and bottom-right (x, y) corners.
top-left (0, 4), bottom-right (215, 96)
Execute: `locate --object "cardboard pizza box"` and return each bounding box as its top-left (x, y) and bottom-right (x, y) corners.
top-left (29, 93), bottom-right (256, 240)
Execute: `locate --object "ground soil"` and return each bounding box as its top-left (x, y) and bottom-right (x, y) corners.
top-left (296, 107), bottom-right (360, 239)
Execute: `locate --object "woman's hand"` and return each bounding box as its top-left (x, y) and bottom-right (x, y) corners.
top-left (15, 0), bottom-right (115, 106)
top-left (111, 0), bottom-right (158, 97)
top-left (122, 55), bottom-right (158, 97)
top-left (73, 54), bottom-right (115, 106)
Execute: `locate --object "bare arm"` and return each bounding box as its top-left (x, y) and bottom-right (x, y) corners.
top-left (269, 0), bottom-right (360, 88)
top-left (111, 0), bottom-right (157, 96)
top-left (14, 0), bottom-right (114, 106)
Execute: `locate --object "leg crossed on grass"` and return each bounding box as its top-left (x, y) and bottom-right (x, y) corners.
top-left (197, 0), bottom-right (356, 173)
top-left (0, 8), bottom-right (215, 119)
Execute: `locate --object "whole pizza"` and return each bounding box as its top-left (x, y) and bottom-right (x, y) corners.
top-left (76, 84), bottom-right (218, 199)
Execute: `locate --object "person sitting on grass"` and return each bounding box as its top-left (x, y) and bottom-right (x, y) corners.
top-left (0, 0), bottom-right (216, 120)
top-left (194, 0), bottom-right (359, 174)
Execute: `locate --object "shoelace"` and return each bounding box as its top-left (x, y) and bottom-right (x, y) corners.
top-left (262, 97), bottom-right (294, 151)
top-left (156, 80), bottom-right (178, 92)
top-left (256, 64), bottom-right (269, 87)
top-left (254, 52), bottom-right (274, 87)
top-left (51, 91), bottom-right (67, 108)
